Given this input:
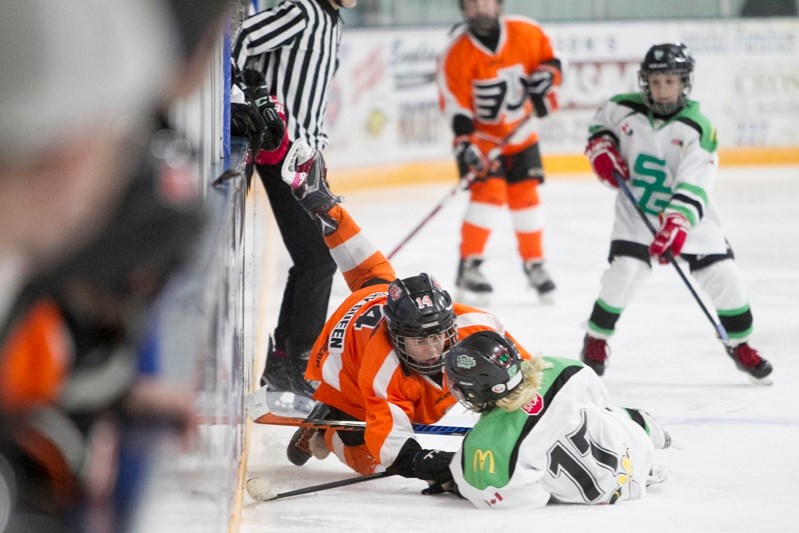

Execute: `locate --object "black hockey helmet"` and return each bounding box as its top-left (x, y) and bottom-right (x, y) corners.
top-left (638, 42), bottom-right (695, 115)
top-left (444, 330), bottom-right (524, 412)
top-left (383, 273), bottom-right (458, 375)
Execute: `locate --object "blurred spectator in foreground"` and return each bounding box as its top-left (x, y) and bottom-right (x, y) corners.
top-left (0, 0), bottom-right (172, 336)
top-left (0, 0), bottom-right (231, 531)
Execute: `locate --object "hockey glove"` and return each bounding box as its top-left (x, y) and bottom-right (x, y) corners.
top-left (281, 141), bottom-right (341, 233)
top-left (249, 94), bottom-right (287, 153)
top-left (453, 135), bottom-right (490, 181)
top-left (413, 449), bottom-right (456, 495)
top-left (231, 100), bottom-right (268, 151)
top-left (525, 66), bottom-right (559, 118)
top-left (240, 79), bottom-right (288, 157)
top-left (387, 440), bottom-right (456, 494)
top-left (649, 212), bottom-right (689, 264)
top-left (585, 136), bottom-right (629, 189)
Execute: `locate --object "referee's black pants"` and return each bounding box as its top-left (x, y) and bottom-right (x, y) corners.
top-left (252, 160), bottom-right (337, 360)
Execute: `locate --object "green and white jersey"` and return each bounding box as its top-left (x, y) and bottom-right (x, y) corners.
top-left (450, 357), bottom-right (654, 509)
top-left (591, 93), bottom-right (728, 254)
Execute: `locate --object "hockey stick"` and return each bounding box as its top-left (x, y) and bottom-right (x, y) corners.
top-left (613, 170), bottom-right (732, 346)
top-left (386, 116), bottom-right (537, 260)
top-left (246, 471), bottom-right (395, 502)
top-left (246, 385), bottom-right (471, 435)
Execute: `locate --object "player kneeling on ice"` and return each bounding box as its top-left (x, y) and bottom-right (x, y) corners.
top-left (430, 331), bottom-right (670, 508)
top-left (272, 141), bottom-right (533, 489)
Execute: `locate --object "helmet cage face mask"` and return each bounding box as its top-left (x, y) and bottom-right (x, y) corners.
top-left (383, 274), bottom-right (458, 375)
top-left (444, 331), bottom-right (524, 412)
top-left (638, 43), bottom-right (695, 115)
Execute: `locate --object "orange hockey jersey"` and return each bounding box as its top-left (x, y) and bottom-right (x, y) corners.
top-left (438, 15), bottom-right (560, 155)
top-left (306, 204), bottom-right (532, 468)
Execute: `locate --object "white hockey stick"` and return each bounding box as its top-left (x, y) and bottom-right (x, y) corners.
top-left (246, 385), bottom-right (471, 435)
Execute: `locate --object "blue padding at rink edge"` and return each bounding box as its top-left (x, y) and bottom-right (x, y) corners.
top-left (223, 18), bottom-right (231, 159)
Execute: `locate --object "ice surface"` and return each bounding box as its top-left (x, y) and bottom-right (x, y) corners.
top-left (242, 166), bottom-right (798, 533)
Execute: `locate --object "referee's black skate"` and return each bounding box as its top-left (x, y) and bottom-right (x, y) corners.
top-left (261, 336), bottom-right (317, 400)
top-left (728, 342), bottom-right (773, 385)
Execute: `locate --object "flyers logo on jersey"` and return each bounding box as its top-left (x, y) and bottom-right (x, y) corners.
top-left (521, 393), bottom-right (544, 416)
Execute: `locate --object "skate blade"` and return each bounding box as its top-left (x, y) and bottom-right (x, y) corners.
top-left (537, 290), bottom-right (556, 305)
top-left (265, 391), bottom-right (314, 415)
top-left (747, 373), bottom-right (774, 386)
top-left (454, 288), bottom-right (491, 307)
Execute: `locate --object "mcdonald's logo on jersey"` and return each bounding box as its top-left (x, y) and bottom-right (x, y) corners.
top-left (473, 449), bottom-right (495, 473)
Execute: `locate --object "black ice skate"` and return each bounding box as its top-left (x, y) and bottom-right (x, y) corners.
top-left (727, 342), bottom-right (773, 385)
top-left (261, 336), bottom-right (317, 402)
top-left (580, 334), bottom-right (610, 376)
top-left (524, 260), bottom-right (556, 303)
top-left (455, 257), bottom-right (492, 306)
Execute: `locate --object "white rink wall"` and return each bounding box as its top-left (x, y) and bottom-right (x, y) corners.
top-left (322, 18), bottom-right (799, 170)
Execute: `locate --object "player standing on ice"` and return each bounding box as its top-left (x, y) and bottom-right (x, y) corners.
top-left (441, 330), bottom-right (670, 508)
top-left (438, 0), bottom-right (561, 305)
top-left (580, 43), bottom-right (773, 383)
top-left (273, 141), bottom-right (533, 490)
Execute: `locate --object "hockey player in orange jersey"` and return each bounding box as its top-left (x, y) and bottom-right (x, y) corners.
top-left (278, 141), bottom-right (532, 490)
top-left (438, 0), bottom-right (561, 305)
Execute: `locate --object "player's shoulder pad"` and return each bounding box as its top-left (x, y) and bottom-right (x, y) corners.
top-left (609, 92), bottom-right (648, 113)
top-left (676, 100), bottom-right (718, 153)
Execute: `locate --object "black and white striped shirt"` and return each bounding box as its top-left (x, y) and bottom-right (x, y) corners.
top-left (233, 0), bottom-right (341, 151)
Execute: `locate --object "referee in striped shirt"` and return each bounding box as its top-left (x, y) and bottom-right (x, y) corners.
top-left (233, 0), bottom-right (357, 401)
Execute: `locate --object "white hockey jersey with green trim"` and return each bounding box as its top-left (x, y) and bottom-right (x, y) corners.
top-left (591, 93), bottom-right (728, 254)
top-left (449, 357), bottom-right (654, 509)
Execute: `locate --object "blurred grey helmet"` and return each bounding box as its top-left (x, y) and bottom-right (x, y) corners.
top-left (0, 0), bottom-right (175, 161)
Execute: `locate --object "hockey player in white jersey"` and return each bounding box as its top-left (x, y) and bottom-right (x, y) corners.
top-left (443, 331), bottom-right (669, 509)
top-left (580, 42), bottom-right (773, 383)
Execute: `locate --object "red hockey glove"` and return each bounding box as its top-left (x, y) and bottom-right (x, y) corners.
top-left (649, 212), bottom-right (689, 264)
top-left (585, 136), bottom-right (629, 189)
top-left (453, 135), bottom-right (491, 181)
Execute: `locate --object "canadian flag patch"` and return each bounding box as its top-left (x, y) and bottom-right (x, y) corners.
top-left (484, 492), bottom-right (504, 506)
top-left (521, 393), bottom-right (544, 416)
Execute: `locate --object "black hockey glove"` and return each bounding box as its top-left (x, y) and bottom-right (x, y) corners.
top-left (242, 85), bottom-right (286, 153)
top-left (413, 449), bottom-right (456, 495)
top-left (231, 100), bottom-right (268, 151)
top-left (524, 64), bottom-right (558, 118)
top-left (387, 440), bottom-right (456, 495)
top-left (453, 135), bottom-right (490, 181)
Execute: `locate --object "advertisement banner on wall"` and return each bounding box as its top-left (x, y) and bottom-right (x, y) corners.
top-left (323, 19), bottom-right (799, 170)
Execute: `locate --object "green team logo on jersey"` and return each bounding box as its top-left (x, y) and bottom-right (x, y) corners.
top-left (631, 154), bottom-right (671, 215)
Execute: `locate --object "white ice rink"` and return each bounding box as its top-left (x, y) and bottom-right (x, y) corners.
top-left (242, 165), bottom-right (798, 533)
